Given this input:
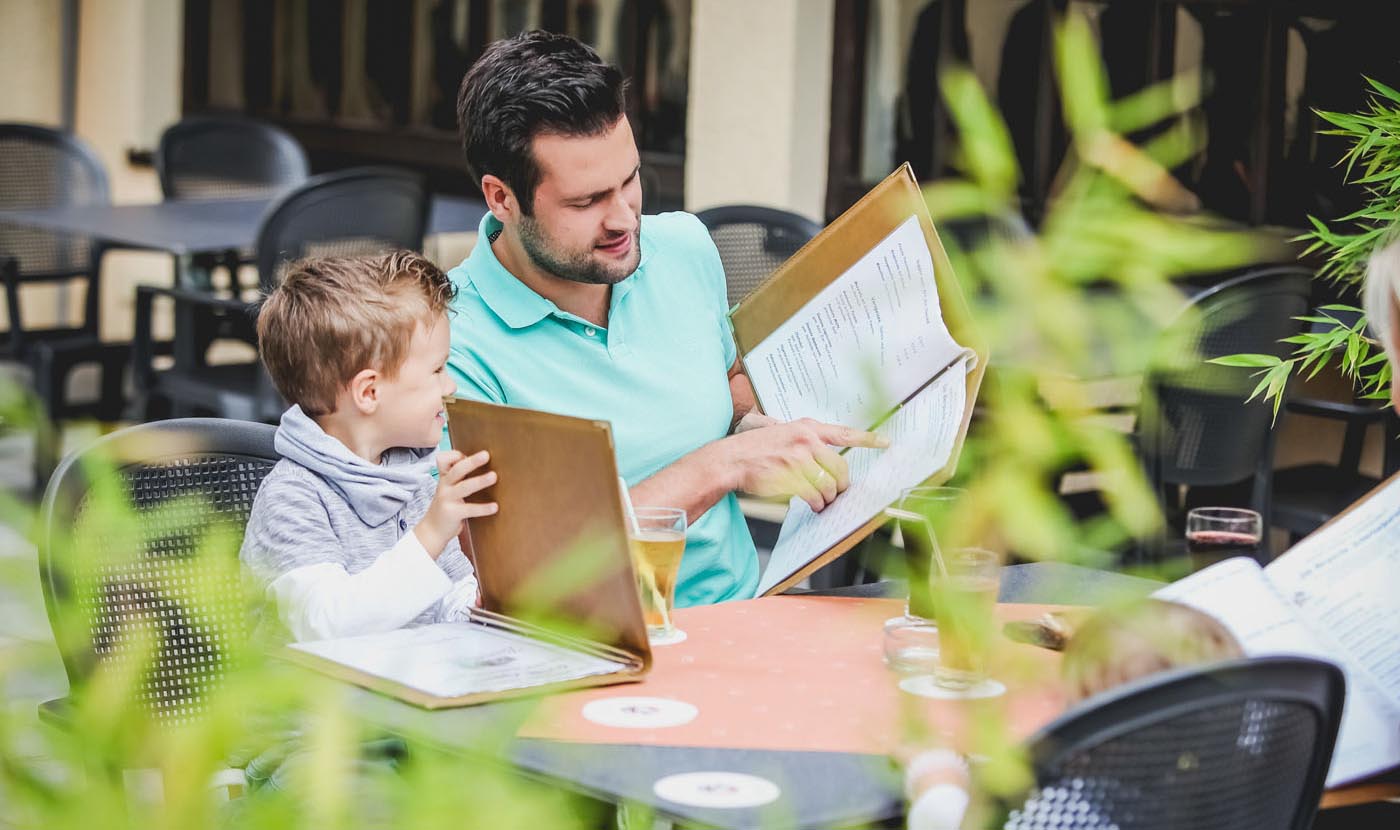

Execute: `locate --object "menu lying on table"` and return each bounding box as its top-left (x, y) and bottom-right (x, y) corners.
top-left (729, 164), bottom-right (987, 596)
top-left (1155, 473), bottom-right (1400, 786)
top-left (283, 401), bottom-right (654, 709)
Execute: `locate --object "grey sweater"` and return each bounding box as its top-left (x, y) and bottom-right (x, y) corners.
top-left (240, 405), bottom-right (478, 641)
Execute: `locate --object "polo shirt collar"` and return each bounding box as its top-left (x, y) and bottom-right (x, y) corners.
top-left (467, 212), bottom-right (651, 330)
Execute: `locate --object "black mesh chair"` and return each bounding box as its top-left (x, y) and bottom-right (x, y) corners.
top-left (37, 418), bottom-right (279, 729)
top-left (0, 124), bottom-right (127, 424)
top-left (155, 115), bottom-right (309, 291)
top-left (1007, 656), bottom-right (1344, 830)
top-left (132, 167), bottom-right (429, 421)
top-left (1136, 267), bottom-right (1313, 561)
top-left (695, 205), bottom-right (822, 308)
top-left (155, 115), bottom-right (308, 201)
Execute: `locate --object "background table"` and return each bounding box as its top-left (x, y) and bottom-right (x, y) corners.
top-left (0, 194), bottom-right (486, 258)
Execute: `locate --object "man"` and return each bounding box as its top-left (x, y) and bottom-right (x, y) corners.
top-left (447, 31), bottom-right (884, 606)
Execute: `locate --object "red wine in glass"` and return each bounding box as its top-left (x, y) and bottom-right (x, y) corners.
top-left (1185, 508), bottom-right (1263, 565)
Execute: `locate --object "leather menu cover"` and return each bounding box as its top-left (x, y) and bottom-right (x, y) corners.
top-left (444, 397), bottom-right (651, 670)
top-left (730, 164), bottom-right (987, 595)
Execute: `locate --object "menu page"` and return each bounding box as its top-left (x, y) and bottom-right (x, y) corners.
top-left (1155, 557), bottom-right (1400, 786)
top-left (290, 622), bottom-right (627, 700)
top-left (756, 358), bottom-right (969, 595)
top-left (743, 215), bottom-right (966, 429)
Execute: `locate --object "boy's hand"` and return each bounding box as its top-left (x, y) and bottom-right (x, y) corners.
top-left (414, 450), bottom-right (498, 559)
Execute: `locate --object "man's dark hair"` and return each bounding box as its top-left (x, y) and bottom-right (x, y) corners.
top-left (457, 31), bottom-right (627, 215)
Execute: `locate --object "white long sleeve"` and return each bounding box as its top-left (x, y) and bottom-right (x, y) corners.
top-left (268, 532), bottom-right (454, 642)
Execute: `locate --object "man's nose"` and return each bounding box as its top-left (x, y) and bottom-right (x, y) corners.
top-left (602, 191), bottom-right (638, 233)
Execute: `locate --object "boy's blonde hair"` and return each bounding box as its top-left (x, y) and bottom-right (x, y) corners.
top-left (257, 251), bottom-right (455, 415)
top-left (1060, 599), bottom-right (1243, 703)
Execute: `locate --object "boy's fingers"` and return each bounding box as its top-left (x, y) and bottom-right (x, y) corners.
top-left (454, 470), bottom-right (497, 497)
top-left (460, 501), bottom-right (498, 519)
top-left (445, 450), bottom-right (490, 482)
top-left (436, 450), bottom-right (465, 473)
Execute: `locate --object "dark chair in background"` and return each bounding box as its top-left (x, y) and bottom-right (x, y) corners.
top-left (1009, 656), bottom-right (1343, 830)
top-left (132, 167), bottom-right (428, 421)
top-left (155, 115), bottom-right (309, 201)
top-left (695, 205), bottom-right (821, 308)
top-left (1269, 304), bottom-right (1400, 542)
top-left (0, 124), bottom-right (124, 416)
top-left (155, 115), bottom-right (310, 290)
top-left (37, 418), bottom-right (278, 793)
top-left (1, 124), bottom-right (129, 487)
top-left (1135, 267), bottom-right (1313, 561)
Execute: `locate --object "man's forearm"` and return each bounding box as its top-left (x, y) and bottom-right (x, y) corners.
top-left (630, 439), bottom-right (738, 525)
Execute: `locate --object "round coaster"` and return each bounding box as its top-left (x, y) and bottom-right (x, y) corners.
top-left (898, 676), bottom-right (1008, 700)
top-left (653, 771), bottom-right (781, 809)
top-left (581, 696), bottom-right (699, 729)
top-left (649, 627), bottom-right (688, 646)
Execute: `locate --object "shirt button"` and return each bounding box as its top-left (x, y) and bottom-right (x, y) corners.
top-left (399, 518), bottom-right (407, 531)
top-left (585, 327), bottom-right (597, 337)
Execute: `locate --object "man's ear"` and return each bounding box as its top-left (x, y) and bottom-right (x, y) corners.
top-left (346, 368), bottom-right (380, 415)
top-left (481, 174), bottom-right (520, 223)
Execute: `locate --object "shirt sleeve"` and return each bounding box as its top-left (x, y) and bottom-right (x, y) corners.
top-left (266, 532), bottom-right (454, 642)
top-left (434, 533), bottom-right (480, 622)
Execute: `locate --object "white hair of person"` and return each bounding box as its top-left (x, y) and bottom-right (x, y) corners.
top-left (1363, 235), bottom-right (1400, 372)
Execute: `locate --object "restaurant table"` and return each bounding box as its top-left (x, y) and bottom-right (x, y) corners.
top-left (0, 194), bottom-right (487, 284)
top-left (333, 562), bottom-right (1165, 829)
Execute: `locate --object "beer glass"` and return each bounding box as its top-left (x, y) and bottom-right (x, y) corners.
top-left (628, 507), bottom-right (687, 644)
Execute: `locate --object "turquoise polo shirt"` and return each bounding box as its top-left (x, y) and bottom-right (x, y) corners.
top-left (444, 211), bottom-right (760, 606)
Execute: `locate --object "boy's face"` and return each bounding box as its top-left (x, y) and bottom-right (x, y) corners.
top-left (374, 311), bottom-right (456, 449)
top-left (516, 116), bottom-right (643, 285)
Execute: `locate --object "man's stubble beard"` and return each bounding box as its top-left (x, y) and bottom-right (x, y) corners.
top-left (518, 214), bottom-right (641, 286)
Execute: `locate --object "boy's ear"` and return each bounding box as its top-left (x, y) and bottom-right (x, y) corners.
top-left (346, 368), bottom-right (380, 415)
top-left (481, 174), bottom-right (518, 222)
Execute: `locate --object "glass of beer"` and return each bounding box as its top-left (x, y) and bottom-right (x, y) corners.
top-left (930, 547), bottom-right (1001, 690)
top-left (627, 507), bottom-right (687, 644)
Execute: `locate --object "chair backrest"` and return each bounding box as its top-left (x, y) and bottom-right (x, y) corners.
top-left (155, 115), bottom-right (309, 201)
top-left (254, 166), bottom-right (428, 291)
top-left (0, 123), bottom-right (109, 279)
top-left (1010, 656), bottom-right (1344, 830)
top-left (1139, 266), bottom-right (1313, 488)
top-left (38, 418), bottom-right (279, 726)
top-left (695, 204), bottom-right (822, 307)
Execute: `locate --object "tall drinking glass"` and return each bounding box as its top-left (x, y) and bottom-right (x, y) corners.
top-left (627, 507), bottom-right (687, 644)
top-left (887, 486), bottom-right (965, 620)
top-left (930, 547), bottom-right (1002, 690)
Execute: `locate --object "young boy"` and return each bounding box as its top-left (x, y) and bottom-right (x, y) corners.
top-left (241, 251), bottom-right (497, 643)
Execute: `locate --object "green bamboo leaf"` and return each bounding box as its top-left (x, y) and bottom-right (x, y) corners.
top-left (1055, 14), bottom-right (1110, 138)
top-left (1366, 76), bottom-right (1400, 105)
top-left (938, 67), bottom-right (1019, 197)
top-left (1210, 354), bottom-right (1282, 368)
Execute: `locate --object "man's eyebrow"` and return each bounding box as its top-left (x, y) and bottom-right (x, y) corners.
top-left (565, 164), bottom-right (641, 203)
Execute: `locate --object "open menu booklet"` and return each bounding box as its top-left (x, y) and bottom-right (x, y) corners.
top-left (731, 165), bottom-right (987, 596)
top-left (1155, 474), bottom-right (1400, 787)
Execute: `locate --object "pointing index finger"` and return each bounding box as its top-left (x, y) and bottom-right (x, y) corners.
top-left (815, 422), bottom-right (889, 449)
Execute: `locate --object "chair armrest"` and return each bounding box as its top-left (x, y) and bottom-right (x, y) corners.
top-left (1285, 396), bottom-right (1387, 422)
top-left (135, 283), bottom-right (254, 314)
top-left (133, 285), bottom-right (256, 388)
